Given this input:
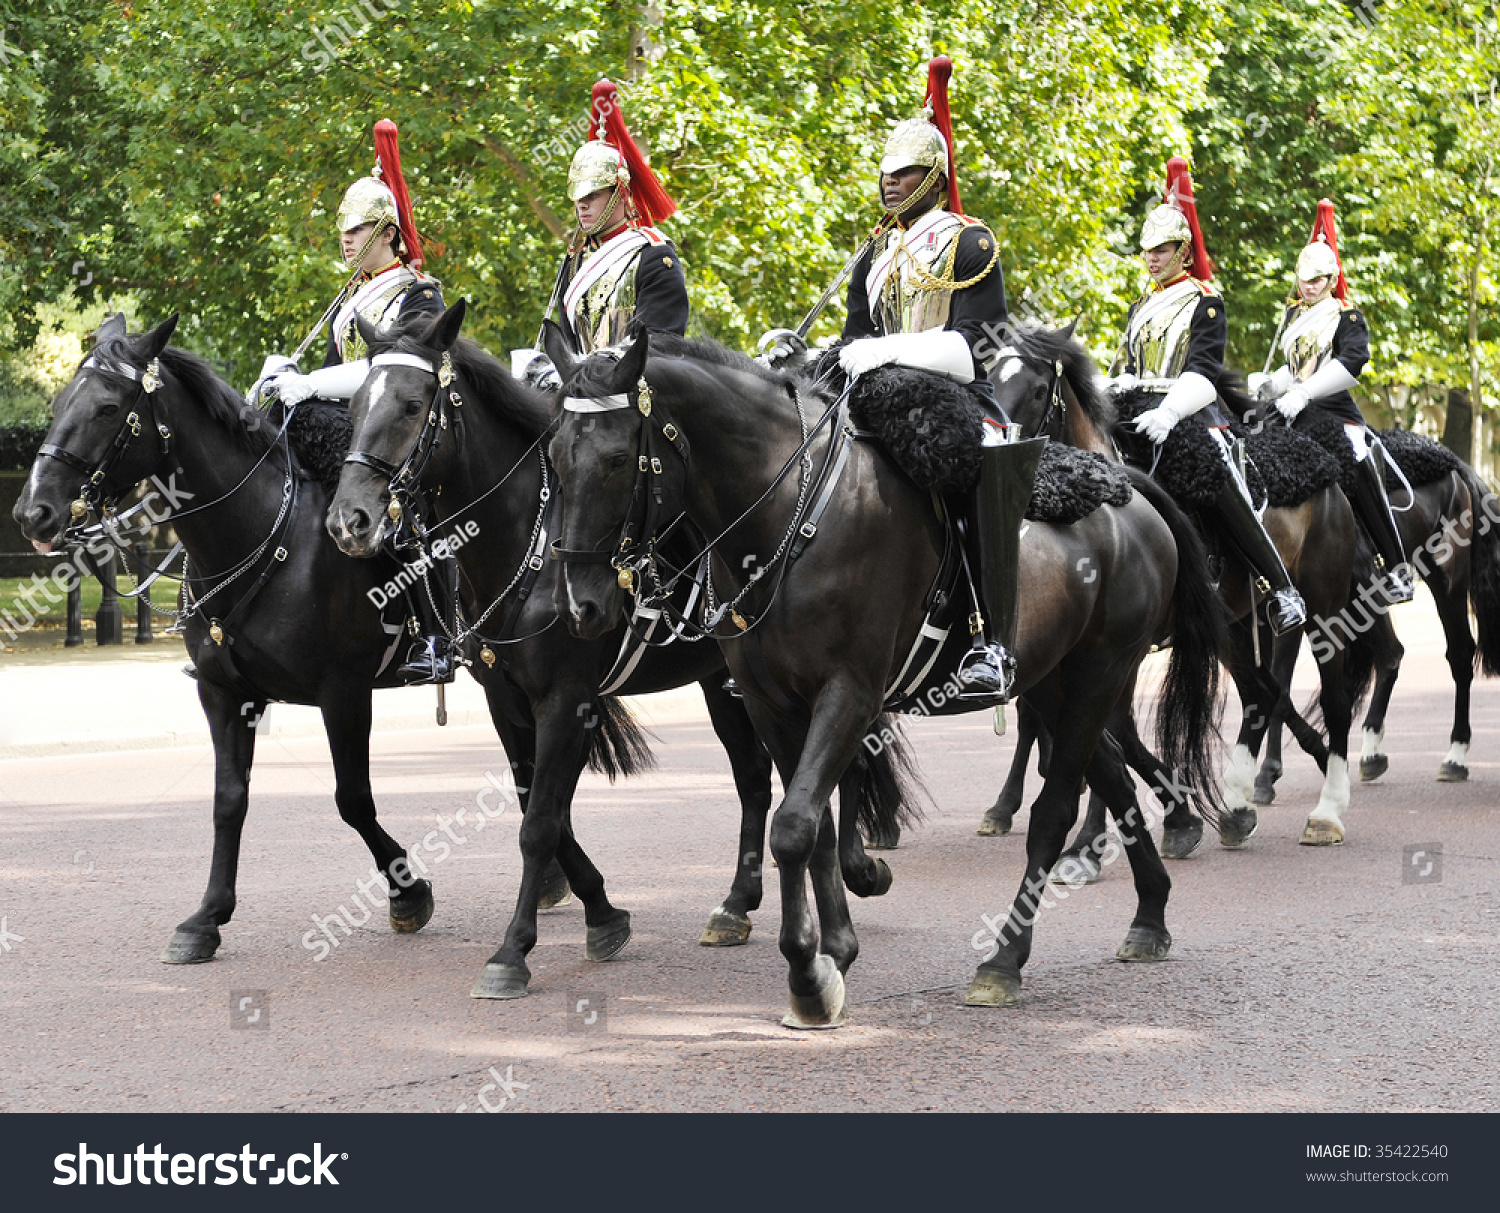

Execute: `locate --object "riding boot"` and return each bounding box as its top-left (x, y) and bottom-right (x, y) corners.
top-left (955, 434), bottom-right (1048, 701)
top-left (1207, 456), bottom-right (1307, 635)
top-left (1350, 439), bottom-right (1415, 603)
top-left (398, 554), bottom-right (458, 685)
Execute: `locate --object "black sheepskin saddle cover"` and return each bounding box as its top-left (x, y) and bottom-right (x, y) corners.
top-left (284, 401), bottom-right (354, 495)
top-left (1115, 388), bottom-right (1347, 510)
top-left (1291, 407), bottom-right (1463, 497)
top-left (837, 364), bottom-right (1131, 523)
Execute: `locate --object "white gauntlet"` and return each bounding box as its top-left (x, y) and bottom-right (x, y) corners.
top-left (839, 329), bottom-right (975, 384)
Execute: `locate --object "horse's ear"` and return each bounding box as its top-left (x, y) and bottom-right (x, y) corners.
top-left (95, 312), bottom-right (127, 345)
top-left (132, 313), bottom-right (179, 361)
top-left (541, 319), bottom-right (580, 385)
top-left (612, 328), bottom-right (650, 392)
top-left (421, 299), bottom-right (466, 352)
top-left (1059, 316), bottom-right (1079, 341)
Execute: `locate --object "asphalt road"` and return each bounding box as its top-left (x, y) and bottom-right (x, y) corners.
top-left (1, 644), bottom-right (1497, 1114)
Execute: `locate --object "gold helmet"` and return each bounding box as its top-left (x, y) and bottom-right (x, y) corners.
top-left (880, 118), bottom-right (949, 177)
top-left (1139, 204), bottom-right (1192, 251)
top-left (336, 176), bottom-right (398, 234)
top-left (567, 140), bottom-right (630, 203)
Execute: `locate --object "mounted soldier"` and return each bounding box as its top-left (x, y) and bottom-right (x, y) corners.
top-left (249, 120), bottom-right (454, 684)
top-left (773, 56), bottom-right (1036, 701)
top-left (1248, 199), bottom-right (1413, 603)
top-left (514, 79), bottom-right (689, 389)
top-left (1099, 156), bottom-right (1308, 635)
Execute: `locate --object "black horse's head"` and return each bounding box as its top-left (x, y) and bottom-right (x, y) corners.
top-left (547, 324), bottom-right (690, 640)
top-left (13, 313), bottom-right (179, 552)
top-left (326, 300), bottom-right (468, 557)
top-left (991, 320), bottom-right (1118, 454)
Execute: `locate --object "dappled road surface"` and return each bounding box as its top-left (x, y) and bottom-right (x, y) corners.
top-left (1, 638), bottom-right (1497, 1113)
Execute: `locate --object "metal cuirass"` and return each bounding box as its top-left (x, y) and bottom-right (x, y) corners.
top-left (870, 210), bottom-right (968, 335)
top-left (334, 273), bottom-right (418, 364)
top-left (1125, 278), bottom-right (1203, 379)
top-left (1281, 296), bottom-right (1344, 382)
top-left (564, 228), bottom-right (652, 355)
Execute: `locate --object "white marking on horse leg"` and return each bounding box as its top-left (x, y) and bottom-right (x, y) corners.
top-left (1223, 743), bottom-right (1256, 811)
top-left (1361, 727), bottom-right (1385, 760)
top-left (1444, 741), bottom-right (1469, 768)
top-left (1309, 754), bottom-right (1351, 824)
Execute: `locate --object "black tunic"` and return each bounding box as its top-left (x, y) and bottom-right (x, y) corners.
top-left (554, 236), bottom-right (690, 354)
top-left (320, 278), bottom-right (446, 368)
top-left (1287, 305), bottom-right (1370, 427)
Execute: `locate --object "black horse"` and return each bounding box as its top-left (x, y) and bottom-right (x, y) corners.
top-left (544, 326), bottom-right (1224, 1022)
top-left (13, 314), bottom-right (446, 963)
top-left (324, 301), bottom-right (912, 1000)
top-left (1253, 442), bottom-right (1500, 798)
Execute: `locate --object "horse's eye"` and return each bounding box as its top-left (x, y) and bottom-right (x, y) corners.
top-left (403, 399), bottom-right (425, 417)
top-left (607, 452), bottom-right (629, 472)
top-left (98, 401), bottom-right (120, 418)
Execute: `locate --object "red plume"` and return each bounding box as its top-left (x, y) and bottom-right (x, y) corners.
top-left (926, 55), bottom-right (962, 216)
top-left (1162, 155), bottom-right (1214, 281)
top-left (1309, 198), bottom-right (1348, 303)
top-left (591, 78), bottom-right (677, 227)
top-left (372, 119), bottom-right (424, 268)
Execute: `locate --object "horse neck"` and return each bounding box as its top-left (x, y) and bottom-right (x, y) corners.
top-left (154, 386), bottom-right (294, 572)
top-left (671, 369), bottom-right (817, 570)
top-left (435, 382), bottom-right (548, 595)
top-left (1059, 373), bottom-right (1120, 460)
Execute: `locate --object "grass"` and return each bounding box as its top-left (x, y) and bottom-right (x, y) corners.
top-left (0, 571), bottom-right (180, 624)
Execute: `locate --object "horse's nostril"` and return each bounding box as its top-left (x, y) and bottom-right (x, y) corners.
top-left (347, 508), bottom-right (371, 537)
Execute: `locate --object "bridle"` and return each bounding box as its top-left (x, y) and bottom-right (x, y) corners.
top-left (548, 374), bottom-right (690, 595)
top-left (343, 349), bottom-right (460, 551)
top-left (38, 355), bottom-right (173, 540)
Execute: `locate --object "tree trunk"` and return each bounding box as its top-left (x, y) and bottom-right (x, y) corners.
top-left (1443, 386), bottom-right (1473, 461)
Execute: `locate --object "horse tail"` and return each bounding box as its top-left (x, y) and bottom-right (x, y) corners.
top-left (1126, 468), bottom-right (1226, 815)
top-left (853, 714), bottom-right (928, 843)
top-left (1460, 466), bottom-right (1500, 675)
top-left (584, 695), bottom-right (658, 780)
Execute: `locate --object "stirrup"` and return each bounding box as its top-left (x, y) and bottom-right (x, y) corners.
top-left (182, 664), bottom-right (198, 681)
top-left (956, 643), bottom-right (1016, 702)
top-left (1381, 566), bottom-right (1415, 604)
top-left (1265, 588), bottom-right (1308, 636)
top-left (722, 677), bottom-right (744, 700)
top-left (399, 637), bottom-right (457, 686)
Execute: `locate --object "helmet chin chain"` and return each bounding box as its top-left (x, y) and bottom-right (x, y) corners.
top-left (884, 164), bottom-right (944, 226)
top-left (1146, 240), bottom-right (1191, 287)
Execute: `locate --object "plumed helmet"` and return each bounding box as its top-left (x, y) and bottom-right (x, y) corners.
top-left (337, 177), bottom-right (398, 234)
top-left (1296, 199), bottom-right (1348, 301)
top-left (565, 79), bottom-right (677, 226)
top-left (879, 56), bottom-right (963, 215)
top-left (568, 140), bottom-right (630, 203)
top-left (335, 120), bottom-right (425, 268)
top-left (1139, 156), bottom-right (1215, 280)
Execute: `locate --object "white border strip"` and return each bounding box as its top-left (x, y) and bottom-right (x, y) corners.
top-left (562, 393), bottom-right (630, 413)
top-left (371, 352), bottom-right (436, 372)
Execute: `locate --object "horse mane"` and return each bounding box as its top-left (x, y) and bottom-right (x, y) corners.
top-left (646, 332), bottom-right (789, 387)
top-left (370, 315), bottom-right (554, 441)
top-left (1007, 322), bottom-right (1117, 434)
top-left (87, 332), bottom-right (270, 454)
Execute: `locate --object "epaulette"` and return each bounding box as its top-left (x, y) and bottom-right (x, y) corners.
top-left (1193, 278), bottom-right (1220, 298)
top-left (637, 225), bottom-right (668, 245)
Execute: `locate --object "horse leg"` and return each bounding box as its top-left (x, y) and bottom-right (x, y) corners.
top-left (1050, 790), bottom-right (1108, 886)
top-left (1089, 730), bottom-right (1172, 961)
top-left (1219, 621), bottom-right (1271, 849)
top-left (1433, 584), bottom-right (1475, 781)
top-left (1116, 711), bottom-right (1204, 860)
top-left (1358, 613), bottom-right (1402, 782)
top-left (471, 689), bottom-right (628, 998)
top-left (836, 754), bottom-right (896, 899)
top-left (162, 682), bottom-right (264, 963)
top-left (698, 677), bottom-right (775, 946)
top-left (1253, 630), bottom-right (1301, 803)
top-left (978, 698), bottom-right (1040, 836)
top-left (756, 687), bottom-right (874, 1029)
top-left (1300, 625), bottom-right (1354, 846)
top-left (967, 666), bottom-right (1126, 1009)
top-left (319, 687), bottom-right (433, 933)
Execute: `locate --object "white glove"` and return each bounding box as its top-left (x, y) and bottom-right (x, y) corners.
top-left (1297, 358), bottom-right (1359, 404)
top-left (1251, 365), bottom-right (1294, 403)
top-left (838, 330), bottom-right (975, 383)
top-left (1276, 387), bottom-right (1309, 422)
top-left (756, 328), bottom-right (807, 370)
top-left (273, 359), bottom-right (371, 405)
top-left (1132, 371), bottom-right (1216, 444)
top-left (246, 355), bottom-right (300, 406)
top-left (1103, 372), bottom-right (1139, 401)
top-left (512, 351), bottom-right (561, 392)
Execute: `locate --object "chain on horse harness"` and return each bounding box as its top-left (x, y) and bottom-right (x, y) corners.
top-left (550, 369), bottom-right (864, 644)
top-left (343, 349), bottom-right (557, 668)
top-left (39, 354), bottom-right (303, 649)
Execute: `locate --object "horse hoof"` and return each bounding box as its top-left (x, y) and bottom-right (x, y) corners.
top-left (1299, 817), bottom-right (1344, 846)
top-left (870, 858), bottom-right (894, 896)
top-left (1360, 754), bottom-right (1390, 782)
top-left (964, 967), bottom-right (1022, 1008)
top-left (699, 907), bottom-right (752, 947)
top-left (584, 911), bottom-right (631, 962)
top-left (976, 808), bottom-right (1015, 836)
top-left (1049, 854), bottom-right (1100, 886)
top-left (1251, 780), bottom-right (1277, 805)
top-left (1438, 761), bottom-right (1469, 783)
top-left (537, 868), bottom-right (573, 910)
top-left (161, 928), bottom-right (219, 965)
top-left (388, 880), bottom-right (434, 933)
top-left (1160, 819), bottom-right (1204, 860)
top-left (471, 962), bottom-right (531, 1000)
top-left (1218, 807), bottom-right (1259, 849)
top-left (781, 956), bottom-right (846, 1029)
top-left (1116, 925), bottom-right (1172, 962)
